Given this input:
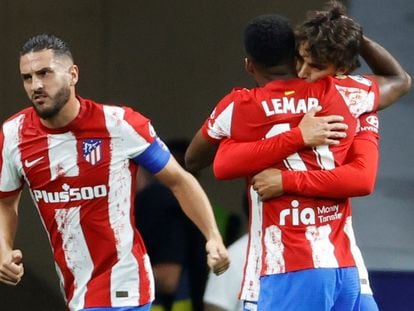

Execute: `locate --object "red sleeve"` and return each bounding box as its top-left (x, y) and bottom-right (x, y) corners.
top-left (213, 127), bottom-right (305, 180)
top-left (122, 106), bottom-right (156, 143)
top-left (282, 113), bottom-right (379, 198)
top-left (201, 88), bottom-right (248, 144)
top-left (361, 74), bottom-right (381, 112)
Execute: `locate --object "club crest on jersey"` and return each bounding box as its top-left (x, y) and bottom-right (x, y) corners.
top-left (83, 139), bottom-right (102, 165)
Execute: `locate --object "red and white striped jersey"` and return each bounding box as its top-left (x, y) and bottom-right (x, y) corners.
top-left (201, 75), bottom-right (379, 301)
top-left (0, 97), bottom-right (171, 310)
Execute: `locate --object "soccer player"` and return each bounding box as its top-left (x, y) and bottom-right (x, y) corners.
top-left (214, 111), bottom-right (380, 311)
top-left (0, 34), bottom-right (230, 311)
top-left (185, 7), bottom-right (410, 311)
top-left (210, 7), bottom-right (409, 310)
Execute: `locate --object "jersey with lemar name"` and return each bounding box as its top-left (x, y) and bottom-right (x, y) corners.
top-left (201, 75), bottom-right (379, 301)
top-left (0, 97), bottom-right (171, 311)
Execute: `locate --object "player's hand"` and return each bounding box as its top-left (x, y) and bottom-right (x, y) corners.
top-left (205, 238), bottom-right (230, 276)
top-left (299, 106), bottom-right (347, 147)
top-left (252, 168), bottom-right (283, 201)
top-left (0, 249), bottom-right (24, 286)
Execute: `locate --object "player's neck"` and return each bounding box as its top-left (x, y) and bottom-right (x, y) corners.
top-left (256, 72), bottom-right (297, 86)
top-left (40, 95), bottom-right (81, 129)
top-left (254, 63), bottom-right (296, 86)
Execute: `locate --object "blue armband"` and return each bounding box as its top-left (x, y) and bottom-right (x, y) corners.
top-left (133, 139), bottom-right (171, 174)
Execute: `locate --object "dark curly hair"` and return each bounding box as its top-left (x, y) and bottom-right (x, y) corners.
top-left (244, 14), bottom-right (296, 68)
top-left (20, 33), bottom-right (73, 61)
top-left (295, 1), bottom-right (362, 72)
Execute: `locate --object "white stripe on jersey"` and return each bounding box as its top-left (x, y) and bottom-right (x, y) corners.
top-left (55, 206), bottom-right (94, 311)
top-left (306, 224), bottom-right (338, 268)
top-left (263, 225), bottom-right (285, 275)
top-left (240, 187), bottom-right (263, 301)
top-left (0, 115), bottom-right (24, 191)
top-left (344, 216), bottom-right (373, 295)
top-left (207, 102), bottom-right (234, 139)
top-left (48, 133), bottom-right (79, 180)
top-left (104, 105), bottom-right (147, 306)
top-left (283, 153), bottom-right (307, 172)
top-left (264, 123), bottom-right (307, 171)
top-left (102, 105), bottom-right (151, 159)
top-left (312, 145), bottom-right (335, 170)
top-left (335, 84), bottom-right (376, 117)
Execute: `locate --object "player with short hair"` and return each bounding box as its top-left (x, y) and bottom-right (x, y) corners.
top-left (186, 4), bottom-right (410, 310)
top-left (0, 33), bottom-right (230, 311)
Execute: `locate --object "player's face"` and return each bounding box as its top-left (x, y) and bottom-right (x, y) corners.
top-left (296, 43), bottom-right (339, 82)
top-left (20, 49), bottom-right (74, 119)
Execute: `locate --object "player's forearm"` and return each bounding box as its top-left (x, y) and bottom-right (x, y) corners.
top-left (171, 172), bottom-right (222, 241)
top-left (282, 139), bottom-right (378, 198)
top-left (361, 36), bottom-right (411, 109)
top-left (185, 130), bottom-right (218, 174)
top-left (213, 128), bottom-right (304, 180)
top-left (0, 199), bottom-right (19, 252)
top-left (361, 36), bottom-right (407, 78)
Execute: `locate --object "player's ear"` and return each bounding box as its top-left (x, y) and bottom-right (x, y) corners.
top-left (244, 57), bottom-right (255, 75)
top-left (69, 64), bottom-right (79, 86)
top-left (336, 66), bottom-right (349, 76)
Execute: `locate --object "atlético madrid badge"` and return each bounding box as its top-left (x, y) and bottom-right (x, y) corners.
top-left (83, 139), bottom-right (102, 165)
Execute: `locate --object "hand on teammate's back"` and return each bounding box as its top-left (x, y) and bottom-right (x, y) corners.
top-left (299, 106), bottom-right (348, 147)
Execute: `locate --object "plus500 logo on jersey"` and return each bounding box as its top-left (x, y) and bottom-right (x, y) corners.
top-left (33, 183), bottom-right (108, 203)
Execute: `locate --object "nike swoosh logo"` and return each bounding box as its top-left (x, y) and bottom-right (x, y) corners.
top-left (24, 157), bottom-right (44, 168)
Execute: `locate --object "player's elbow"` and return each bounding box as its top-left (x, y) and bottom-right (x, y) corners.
top-left (184, 151), bottom-right (209, 175)
top-left (404, 71), bottom-right (412, 93)
top-left (212, 161), bottom-right (231, 180)
top-left (399, 71), bottom-right (412, 96)
top-left (355, 174), bottom-right (376, 196)
top-left (184, 154), bottom-right (200, 174)
top-left (394, 71), bottom-right (412, 99)
top-left (212, 166), bottom-right (226, 180)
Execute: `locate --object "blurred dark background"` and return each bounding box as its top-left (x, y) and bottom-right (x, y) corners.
top-left (0, 0), bottom-right (412, 310)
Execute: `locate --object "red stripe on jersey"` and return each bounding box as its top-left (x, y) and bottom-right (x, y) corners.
top-left (54, 227), bottom-right (76, 305)
top-left (332, 203), bottom-right (355, 267)
top-left (76, 110), bottom-right (114, 307)
top-left (129, 162), bottom-right (152, 305)
top-left (20, 112), bottom-right (53, 187)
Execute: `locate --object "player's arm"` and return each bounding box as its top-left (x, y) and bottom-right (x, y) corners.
top-left (0, 192), bottom-right (24, 286)
top-left (361, 35), bottom-right (411, 109)
top-left (284, 134), bottom-right (378, 198)
top-left (252, 136), bottom-right (378, 200)
top-left (133, 136), bottom-right (229, 275)
top-left (154, 156), bottom-right (229, 275)
top-left (185, 129), bottom-right (218, 174)
top-left (213, 107), bottom-right (347, 180)
top-left (251, 123), bottom-right (379, 200)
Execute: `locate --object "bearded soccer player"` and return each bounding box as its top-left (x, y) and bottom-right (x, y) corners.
top-left (186, 8), bottom-right (410, 311)
top-left (0, 34), bottom-right (230, 311)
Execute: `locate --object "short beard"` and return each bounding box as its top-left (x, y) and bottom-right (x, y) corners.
top-left (34, 86), bottom-right (71, 120)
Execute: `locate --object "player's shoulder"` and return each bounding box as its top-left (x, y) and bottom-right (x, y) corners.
top-left (3, 106), bottom-right (32, 121)
top-left (84, 96), bottom-right (148, 120)
top-left (1, 107), bottom-right (33, 131)
top-left (331, 74), bottom-right (377, 89)
top-left (223, 86), bottom-right (255, 103)
top-left (212, 87), bottom-right (257, 115)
